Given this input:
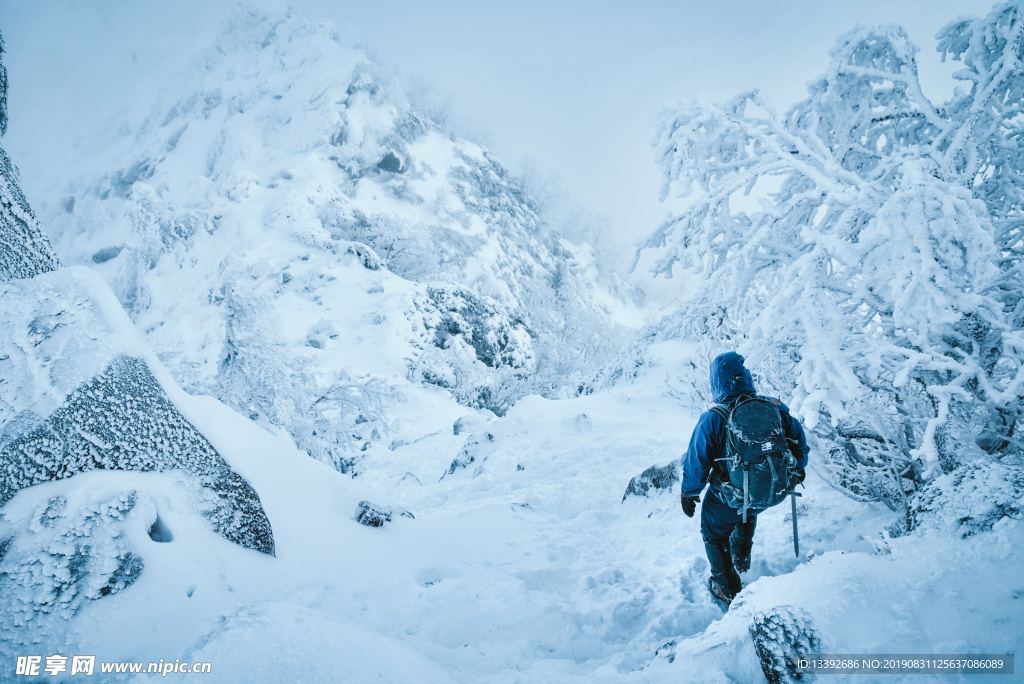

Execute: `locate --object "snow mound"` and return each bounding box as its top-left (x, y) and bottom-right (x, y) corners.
top-left (0, 488), bottom-right (144, 656)
top-left (0, 267), bottom-right (274, 554)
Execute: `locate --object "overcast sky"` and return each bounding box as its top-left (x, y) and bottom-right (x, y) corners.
top-left (0, 0), bottom-right (1000, 264)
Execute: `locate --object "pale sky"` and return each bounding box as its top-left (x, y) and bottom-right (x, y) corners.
top-left (0, 0), bottom-right (1000, 266)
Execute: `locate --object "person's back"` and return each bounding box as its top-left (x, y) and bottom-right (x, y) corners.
top-left (679, 352), bottom-right (809, 605)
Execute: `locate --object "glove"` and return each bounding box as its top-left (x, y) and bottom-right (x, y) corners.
top-left (680, 494), bottom-right (699, 518)
top-left (791, 468), bottom-right (806, 487)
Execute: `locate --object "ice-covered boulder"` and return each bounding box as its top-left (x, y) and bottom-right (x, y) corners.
top-left (748, 606), bottom-right (823, 684)
top-left (0, 146), bottom-right (59, 281)
top-left (0, 267), bottom-right (274, 555)
top-left (622, 462), bottom-right (680, 502)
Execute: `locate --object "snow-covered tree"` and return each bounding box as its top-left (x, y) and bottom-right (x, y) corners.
top-left (935, 2), bottom-right (1024, 361)
top-left (937, 2), bottom-right (1024, 226)
top-left (637, 2), bottom-right (1024, 511)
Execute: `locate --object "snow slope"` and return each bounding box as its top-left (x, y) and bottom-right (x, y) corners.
top-left (7, 336), bottom-right (1019, 682)
top-left (0, 265), bottom-right (279, 663)
top-left (33, 7), bottom-right (633, 477)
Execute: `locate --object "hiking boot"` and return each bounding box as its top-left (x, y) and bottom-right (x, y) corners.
top-left (704, 541), bottom-right (742, 597)
top-left (708, 576), bottom-right (734, 606)
top-left (729, 519), bottom-right (756, 574)
top-left (732, 549), bottom-right (751, 574)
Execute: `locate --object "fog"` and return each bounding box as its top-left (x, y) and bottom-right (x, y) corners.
top-left (0, 0), bottom-right (997, 261)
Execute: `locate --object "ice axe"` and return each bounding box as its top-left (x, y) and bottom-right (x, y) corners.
top-left (789, 488), bottom-right (802, 557)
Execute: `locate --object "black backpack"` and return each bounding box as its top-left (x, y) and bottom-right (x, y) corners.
top-left (710, 395), bottom-right (795, 521)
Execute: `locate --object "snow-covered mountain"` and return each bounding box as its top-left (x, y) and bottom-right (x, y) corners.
top-left (38, 8), bottom-right (633, 475)
top-left (3, 2), bottom-right (1023, 682)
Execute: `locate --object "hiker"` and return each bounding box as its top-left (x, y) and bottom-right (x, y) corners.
top-left (679, 352), bottom-right (809, 606)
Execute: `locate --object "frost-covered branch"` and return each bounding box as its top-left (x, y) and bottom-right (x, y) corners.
top-left (638, 5), bottom-right (1024, 509)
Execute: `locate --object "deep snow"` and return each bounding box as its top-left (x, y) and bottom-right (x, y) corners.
top-left (8, 335), bottom-right (1021, 682)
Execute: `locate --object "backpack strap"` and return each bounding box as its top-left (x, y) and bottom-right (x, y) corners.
top-left (707, 404), bottom-right (732, 488)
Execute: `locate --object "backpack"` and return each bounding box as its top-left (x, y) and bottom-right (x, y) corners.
top-left (710, 395), bottom-right (795, 521)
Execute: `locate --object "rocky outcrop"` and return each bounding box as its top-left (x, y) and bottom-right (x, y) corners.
top-left (1, 268), bottom-right (274, 555)
top-left (0, 147), bottom-right (59, 281)
top-left (621, 462), bottom-right (679, 502)
top-left (749, 606), bottom-right (823, 684)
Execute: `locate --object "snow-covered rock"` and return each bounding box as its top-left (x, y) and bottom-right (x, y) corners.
top-left (0, 146), bottom-right (58, 280)
top-left (354, 500), bottom-right (392, 527)
top-left (441, 430), bottom-right (494, 480)
top-left (621, 462), bottom-right (679, 502)
top-left (0, 487), bottom-right (145, 655)
top-left (748, 606), bottom-right (823, 684)
top-left (904, 460), bottom-right (1024, 538)
top-left (0, 267), bottom-right (274, 555)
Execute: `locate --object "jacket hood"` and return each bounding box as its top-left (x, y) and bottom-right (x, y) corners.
top-left (710, 352), bottom-right (756, 403)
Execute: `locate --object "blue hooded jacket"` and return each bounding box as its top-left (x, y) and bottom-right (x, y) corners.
top-left (680, 352), bottom-right (809, 498)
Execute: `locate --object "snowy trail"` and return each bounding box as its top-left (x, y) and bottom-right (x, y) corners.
top-left (4, 273), bottom-right (1007, 683)
top-left (4, 328), bottom-right (1018, 682)
top-left (154, 348), bottom-right (893, 681)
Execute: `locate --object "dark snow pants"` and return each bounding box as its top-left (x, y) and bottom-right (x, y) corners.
top-left (700, 488), bottom-right (757, 597)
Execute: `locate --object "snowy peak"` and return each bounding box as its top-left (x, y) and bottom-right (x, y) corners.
top-left (41, 7), bottom-right (622, 475)
top-left (90, 7), bottom-right (557, 309)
